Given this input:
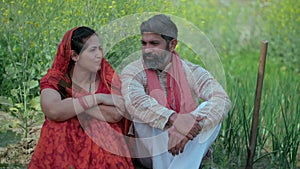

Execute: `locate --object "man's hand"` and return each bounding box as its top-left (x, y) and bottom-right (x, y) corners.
top-left (168, 113), bottom-right (205, 140)
top-left (168, 127), bottom-right (189, 156)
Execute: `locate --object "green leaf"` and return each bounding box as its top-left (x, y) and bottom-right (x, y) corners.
top-left (8, 107), bottom-right (19, 118)
top-left (0, 96), bottom-right (12, 106)
top-left (0, 130), bottom-right (21, 147)
top-left (28, 80), bottom-right (39, 89)
top-left (30, 96), bottom-right (41, 111)
top-left (10, 89), bottom-right (19, 98)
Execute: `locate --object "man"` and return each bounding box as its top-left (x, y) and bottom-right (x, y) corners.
top-left (121, 14), bottom-right (231, 169)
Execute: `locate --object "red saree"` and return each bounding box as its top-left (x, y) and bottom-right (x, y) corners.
top-left (28, 27), bottom-right (134, 169)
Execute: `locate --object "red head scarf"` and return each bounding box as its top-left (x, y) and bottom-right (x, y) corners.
top-left (40, 27), bottom-right (121, 98)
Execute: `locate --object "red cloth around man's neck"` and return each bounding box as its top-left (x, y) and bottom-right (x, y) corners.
top-left (144, 51), bottom-right (196, 114)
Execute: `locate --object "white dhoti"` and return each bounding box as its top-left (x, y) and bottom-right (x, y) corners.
top-left (133, 120), bottom-right (221, 169)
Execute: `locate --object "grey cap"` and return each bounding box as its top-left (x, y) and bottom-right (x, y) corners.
top-left (140, 14), bottom-right (178, 39)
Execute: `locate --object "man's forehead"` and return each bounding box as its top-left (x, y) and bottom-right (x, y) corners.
top-left (142, 32), bottom-right (163, 40)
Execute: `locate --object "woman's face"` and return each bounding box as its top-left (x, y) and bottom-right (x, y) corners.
top-left (76, 34), bottom-right (103, 73)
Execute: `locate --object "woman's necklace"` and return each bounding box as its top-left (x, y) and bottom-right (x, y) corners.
top-left (89, 82), bottom-right (91, 93)
top-left (89, 73), bottom-right (92, 93)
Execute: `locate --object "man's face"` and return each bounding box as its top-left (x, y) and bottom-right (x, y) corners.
top-left (141, 32), bottom-right (171, 70)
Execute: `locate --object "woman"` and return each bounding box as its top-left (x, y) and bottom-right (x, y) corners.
top-left (29, 26), bottom-right (134, 169)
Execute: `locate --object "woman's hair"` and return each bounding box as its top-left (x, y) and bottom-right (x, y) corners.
top-left (71, 26), bottom-right (96, 54)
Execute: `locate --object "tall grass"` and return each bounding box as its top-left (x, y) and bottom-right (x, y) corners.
top-left (262, 74), bottom-right (300, 168)
top-left (0, 0), bottom-right (299, 168)
top-left (212, 50), bottom-right (300, 168)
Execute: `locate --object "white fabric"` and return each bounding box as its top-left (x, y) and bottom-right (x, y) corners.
top-left (192, 104), bottom-right (219, 144)
top-left (134, 122), bottom-right (221, 169)
top-left (133, 102), bottom-right (222, 169)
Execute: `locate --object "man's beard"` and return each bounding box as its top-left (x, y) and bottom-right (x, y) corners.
top-left (143, 50), bottom-right (170, 70)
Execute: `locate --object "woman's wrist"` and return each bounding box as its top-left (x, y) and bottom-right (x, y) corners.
top-left (77, 94), bottom-right (98, 111)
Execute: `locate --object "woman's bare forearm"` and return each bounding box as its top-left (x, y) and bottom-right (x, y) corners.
top-left (41, 88), bottom-right (125, 122)
top-left (42, 89), bottom-right (108, 121)
top-left (84, 105), bottom-right (123, 123)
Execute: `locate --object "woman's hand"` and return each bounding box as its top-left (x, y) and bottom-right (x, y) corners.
top-left (84, 105), bottom-right (123, 123)
top-left (111, 95), bottom-right (126, 113)
top-left (95, 94), bottom-right (120, 105)
top-left (95, 94), bottom-right (126, 112)
top-left (82, 94), bottom-right (126, 123)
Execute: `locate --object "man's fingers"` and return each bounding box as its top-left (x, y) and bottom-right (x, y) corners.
top-left (168, 129), bottom-right (188, 156)
top-left (191, 125), bottom-right (201, 135)
top-left (190, 129), bottom-right (198, 137)
top-left (168, 130), bottom-right (179, 150)
top-left (195, 115), bottom-right (206, 122)
top-left (174, 142), bottom-right (181, 155)
top-left (194, 123), bottom-right (202, 131)
top-left (168, 133), bottom-right (174, 150)
top-left (185, 133), bottom-right (194, 140)
top-left (168, 138), bottom-right (178, 156)
top-left (169, 147), bottom-right (175, 156)
top-left (173, 114), bottom-right (205, 138)
top-left (179, 138), bottom-right (188, 153)
top-left (185, 124), bottom-right (202, 140)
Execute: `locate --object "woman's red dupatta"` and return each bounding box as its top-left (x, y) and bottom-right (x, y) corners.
top-left (29, 27), bottom-right (134, 169)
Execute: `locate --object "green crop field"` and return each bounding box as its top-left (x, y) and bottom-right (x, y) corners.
top-left (0, 0), bottom-right (299, 168)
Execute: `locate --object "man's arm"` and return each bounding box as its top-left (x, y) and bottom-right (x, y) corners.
top-left (187, 63), bottom-right (232, 132)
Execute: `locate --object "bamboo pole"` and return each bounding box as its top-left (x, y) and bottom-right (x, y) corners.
top-left (245, 40), bottom-right (268, 169)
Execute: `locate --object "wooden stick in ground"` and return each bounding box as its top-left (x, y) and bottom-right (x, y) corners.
top-left (245, 40), bottom-right (268, 169)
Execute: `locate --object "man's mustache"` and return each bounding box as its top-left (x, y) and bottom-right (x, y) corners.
top-left (143, 53), bottom-right (159, 60)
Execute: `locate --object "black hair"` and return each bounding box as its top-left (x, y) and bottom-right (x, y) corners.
top-left (71, 26), bottom-right (96, 54)
top-left (161, 34), bottom-right (174, 48)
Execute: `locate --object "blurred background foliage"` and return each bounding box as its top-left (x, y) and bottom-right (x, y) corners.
top-left (0, 0), bottom-right (299, 168)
